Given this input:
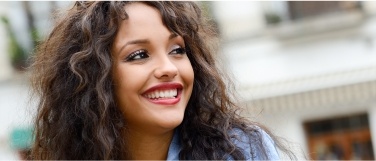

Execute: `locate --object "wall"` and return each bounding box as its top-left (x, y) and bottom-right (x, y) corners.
top-left (212, 1), bottom-right (266, 41)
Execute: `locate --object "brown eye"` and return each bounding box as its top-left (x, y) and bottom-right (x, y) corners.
top-left (169, 47), bottom-right (186, 55)
top-left (125, 49), bottom-right (149, 62)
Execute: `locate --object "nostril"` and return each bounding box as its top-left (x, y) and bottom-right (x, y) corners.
top-left (155, 67), bottom-right (178, 79)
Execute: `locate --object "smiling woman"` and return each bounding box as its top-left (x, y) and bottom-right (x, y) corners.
top-left (111, 4), bottom-right (194, 158)
top-left (30, 1), bottom-right (295, 160)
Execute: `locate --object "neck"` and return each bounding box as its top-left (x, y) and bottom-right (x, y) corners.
top-left (123, 129), bottom-right (174, 160)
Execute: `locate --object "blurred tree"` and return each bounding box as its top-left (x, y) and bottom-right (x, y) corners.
top-left (22, 1), bottom-right (39, 49)
top-left (0, 2), bottom-right (41, 71)
top-left (0, 16), bottom-right (27, 71)
top-left (265, 13), bottom-right (281, 25)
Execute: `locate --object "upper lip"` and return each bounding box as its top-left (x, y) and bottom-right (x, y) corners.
top-left (142, 82), bottom-right (183, 95)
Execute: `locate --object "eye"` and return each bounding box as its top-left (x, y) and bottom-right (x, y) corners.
top-left (125, 49), bottom-right (149, 62)
top-left (169, 46), bottom-right (186, 55)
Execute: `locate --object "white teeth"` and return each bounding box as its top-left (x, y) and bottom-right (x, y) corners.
top-left (145, 89), bottom-right (178, 99)
top-left (160, 91), bottom-right (165, 97)
top-left (155, 91), bottom-right (159, 98)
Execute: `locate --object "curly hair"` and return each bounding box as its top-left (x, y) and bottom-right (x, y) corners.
top-left (31, 1), bottom-right (295, 160)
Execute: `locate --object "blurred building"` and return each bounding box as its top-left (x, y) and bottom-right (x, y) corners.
top-left (209, 1), bottom-right (376, 160)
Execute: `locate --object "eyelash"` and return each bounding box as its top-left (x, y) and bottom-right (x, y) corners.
top-left (125, 49), bottom-right (149, 62)
top-left (170, 47), bottom-right (186, 55)
top-left (124, 47), bottom-right (186, 62)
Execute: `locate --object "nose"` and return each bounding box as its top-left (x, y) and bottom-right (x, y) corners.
top-left (154, 56), bottom-right (178, 80)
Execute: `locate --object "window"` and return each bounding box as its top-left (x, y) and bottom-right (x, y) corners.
top-left (304, 113), bottom-right (374, 160)
top-left (262, 1), bottom-right (364, 39)
top-left (288, 1), bottom-right (362, 20)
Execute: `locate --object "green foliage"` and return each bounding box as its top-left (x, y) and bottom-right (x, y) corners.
top-left (1, 15), bottom-right (28, 70)
top-left (265, 13), bottom-right (281, 25)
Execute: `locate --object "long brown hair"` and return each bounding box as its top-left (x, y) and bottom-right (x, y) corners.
top-left (31, 1), bottom-right (295, 159)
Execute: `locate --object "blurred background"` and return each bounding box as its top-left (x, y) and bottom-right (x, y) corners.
top-left (0, 1), bottom-right (376, 160)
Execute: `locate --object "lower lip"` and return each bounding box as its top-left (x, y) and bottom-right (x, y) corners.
top-left (144, 90), bottom-right (181, 105)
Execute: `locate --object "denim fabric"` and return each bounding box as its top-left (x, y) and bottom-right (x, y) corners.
top-left (166, 129), bottom-right (280, 161)
top-left (166, 130), bottom-right (181, 160)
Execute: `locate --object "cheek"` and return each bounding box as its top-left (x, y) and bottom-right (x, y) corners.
top-left (113, 66), bottom-right (147, 105)
top-left (180, 60), bottom-right (194, 87)
top-left (114, 65), bottom-right (145, 87)
top-left (113, 69), bottom-right (146, 121)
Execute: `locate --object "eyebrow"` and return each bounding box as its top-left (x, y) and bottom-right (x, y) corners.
top-left (117, 33), bottom-right (179, 55)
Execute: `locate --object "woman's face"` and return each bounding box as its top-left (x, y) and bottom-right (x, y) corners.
top-left (111, 3), bottom-right (194, 134)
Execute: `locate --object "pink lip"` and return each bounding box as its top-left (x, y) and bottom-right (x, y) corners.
top-left (142, 83), bottom-right (183, 105)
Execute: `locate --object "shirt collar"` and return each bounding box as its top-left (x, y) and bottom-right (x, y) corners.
top-left (166, 130), bottom-right (181, 160)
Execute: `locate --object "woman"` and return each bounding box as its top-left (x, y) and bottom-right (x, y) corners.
top-left (31, 1), bottom-right (294, 160)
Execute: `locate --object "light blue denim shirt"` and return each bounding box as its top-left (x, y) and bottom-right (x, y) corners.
top-left (166, 129), bottom-right (279, 160)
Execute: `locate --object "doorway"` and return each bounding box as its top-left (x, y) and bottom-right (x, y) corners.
top-left (304, 113), bottom-right (374, 160)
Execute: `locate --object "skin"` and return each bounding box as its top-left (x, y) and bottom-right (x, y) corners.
top-left (111, 3), bottom-right (194, 159)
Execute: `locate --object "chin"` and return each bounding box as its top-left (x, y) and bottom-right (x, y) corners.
top-left (157, 115), bottom-right (184, 130)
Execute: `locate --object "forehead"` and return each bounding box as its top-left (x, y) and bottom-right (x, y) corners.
top-left (121, 2), bottom-right (167, 35)
top-left (123, 2), bottom-right (161, 25)
top-left (112, 3), bottom-right (169, 51)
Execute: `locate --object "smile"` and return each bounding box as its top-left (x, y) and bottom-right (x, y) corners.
top-left (145, 89), bottom-right (178, 99)
top-left (142, 83), bottom-right (183, 105)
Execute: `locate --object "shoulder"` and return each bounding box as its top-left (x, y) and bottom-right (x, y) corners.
top-left (167, 128), bottom-right (280, 160)
top-left (230, 127), bottom-right (280, 160)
